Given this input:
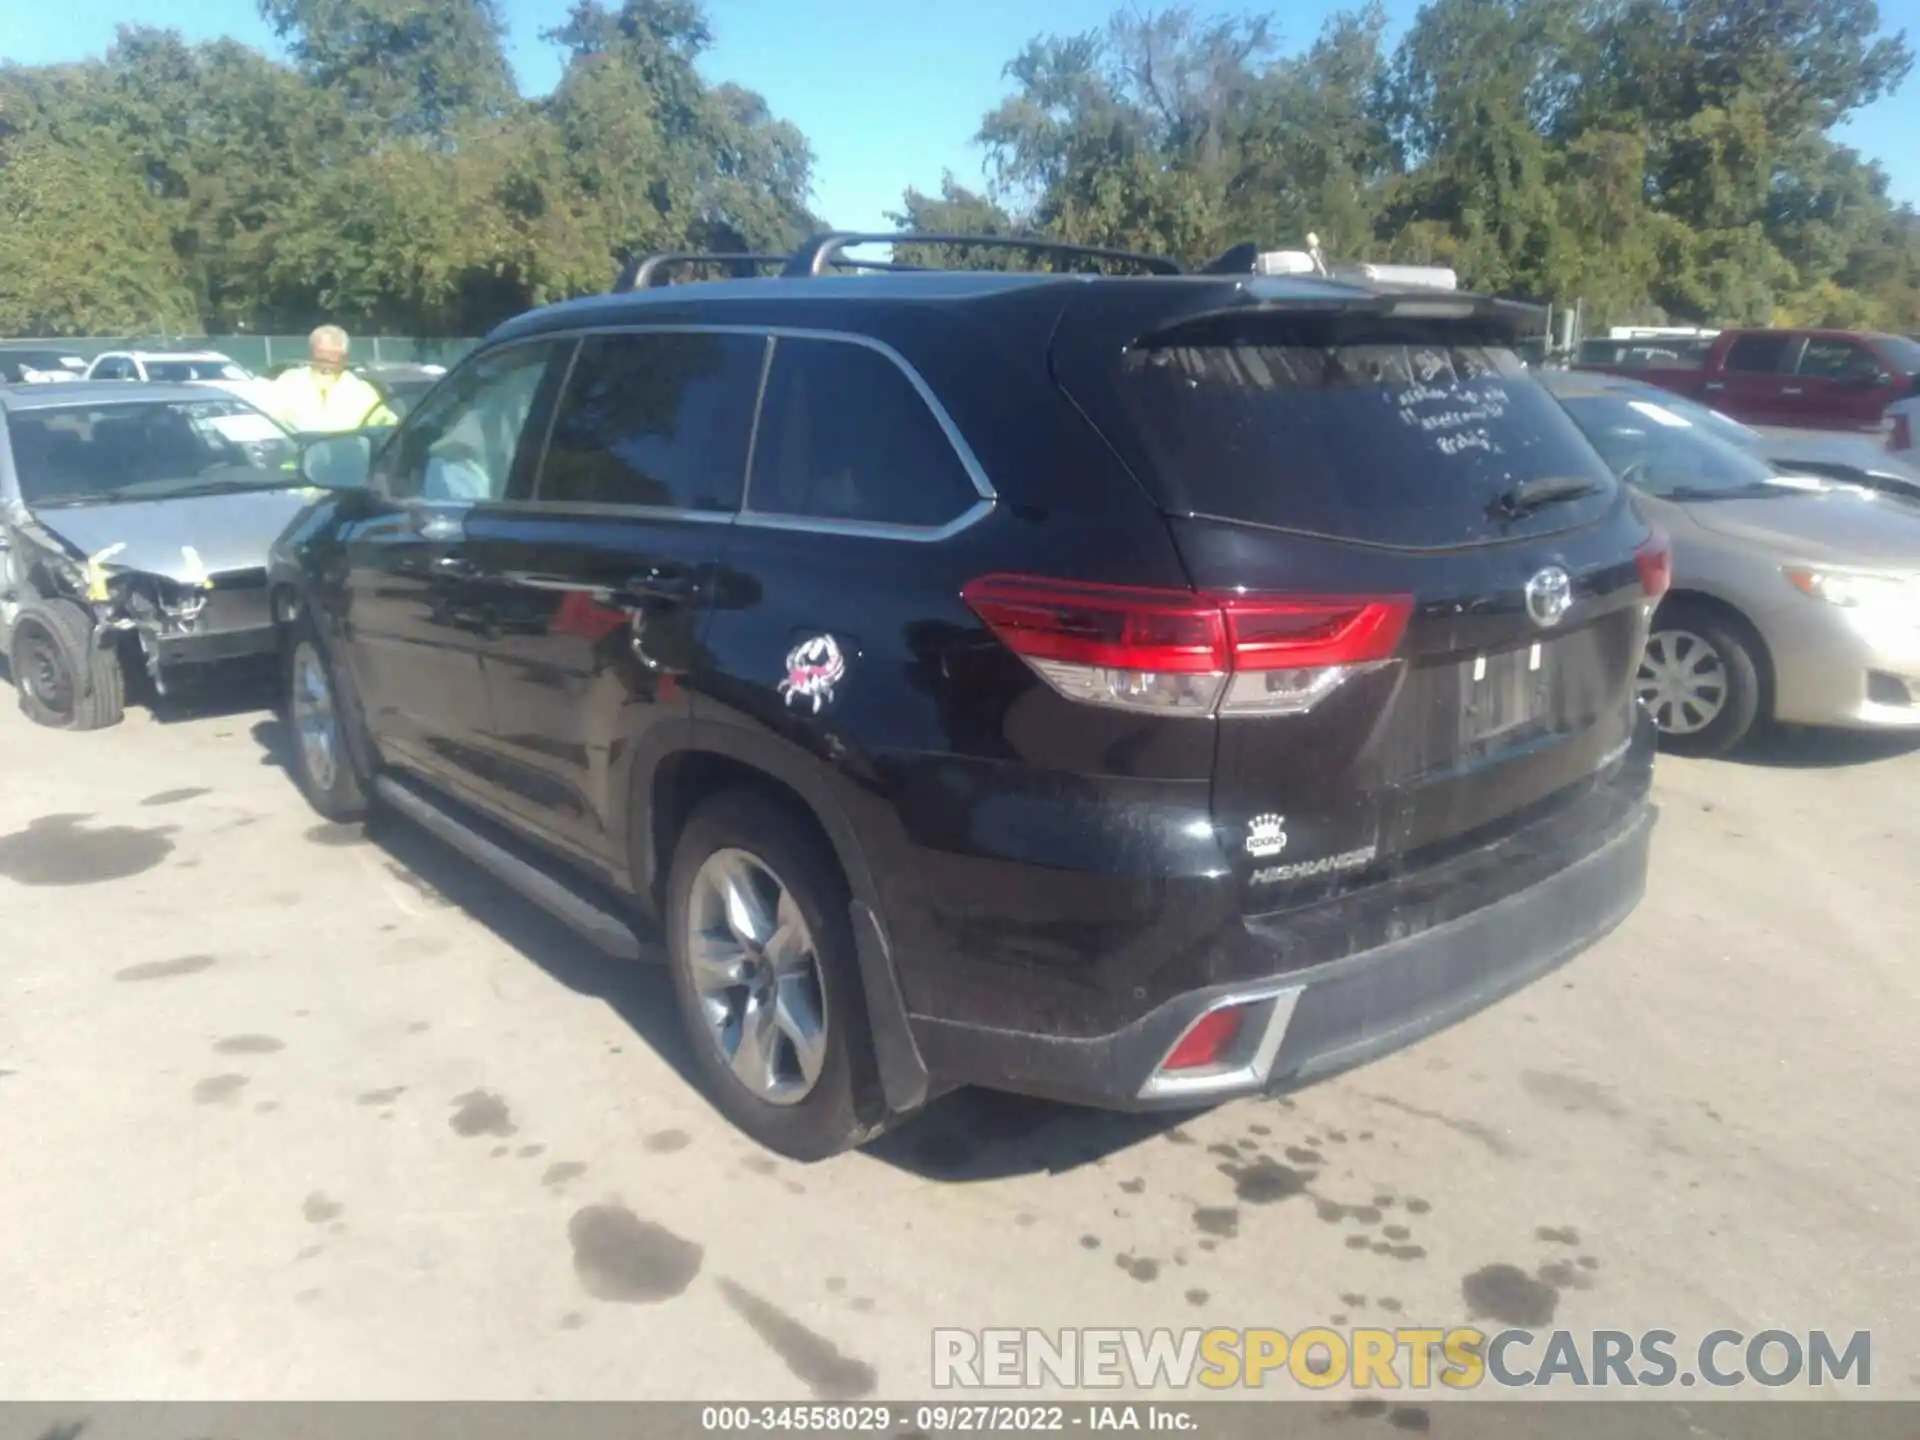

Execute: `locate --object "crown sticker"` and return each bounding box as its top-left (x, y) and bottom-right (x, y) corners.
top-left (1245, 813), bottom-right (1288, 858)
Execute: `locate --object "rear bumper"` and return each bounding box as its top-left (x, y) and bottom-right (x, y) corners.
top-left (909, 788), bottom-right (1655, 1110)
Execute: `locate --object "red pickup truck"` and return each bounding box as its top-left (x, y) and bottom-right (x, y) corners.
top-left (1573, 327), bottom-right (1920, 431)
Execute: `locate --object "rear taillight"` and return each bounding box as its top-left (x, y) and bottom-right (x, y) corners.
top-left (1892, 411), bottom-right (1913, 454)
top-left (962, 574), bottom-right (1412, 717)
top-left (1635, 534), bottom-right (1673, 601)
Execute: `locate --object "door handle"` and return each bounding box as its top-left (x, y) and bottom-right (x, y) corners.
top-left (433, 554), bottom-right (477, 579)
top-left (618, 568), bottom-right (695, 607)
top-left (414, 508), bottom-right (467, 543)
top-left (1703, 382), bottom-right (1725, 392)
top-left (1782, 386), bottom-right (1804, 395)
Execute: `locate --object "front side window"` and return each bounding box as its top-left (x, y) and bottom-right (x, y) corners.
top-left (6, 399), bottom-right (298, 505)
top-left (381, 342), bottom-right (563, 502)
top-left (537, 331), bottom-right (766, 511)
top-left (747, 337), bottom-right (980, 528)
top-left (1797, 338), bottom-right (1883, 382)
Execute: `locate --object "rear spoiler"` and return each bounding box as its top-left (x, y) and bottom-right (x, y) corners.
top-left (1137, 287), bottom-right (1551, 346)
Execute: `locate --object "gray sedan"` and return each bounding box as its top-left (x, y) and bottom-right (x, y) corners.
top-left (1542, 370), bottom-right (1920, 754)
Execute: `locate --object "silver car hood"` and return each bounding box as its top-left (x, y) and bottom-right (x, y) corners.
top-left (1670, 489), bottom-right (1920, 566)
top-left (30, 487), bottom-right (316, 579)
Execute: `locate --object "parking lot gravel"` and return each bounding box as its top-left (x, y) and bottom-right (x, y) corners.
top-left (0, 684), bottom-right (1915, 1402)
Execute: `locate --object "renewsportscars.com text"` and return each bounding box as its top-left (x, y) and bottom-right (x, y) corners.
top-left (931, 1327), bottom-right (1872, 1391)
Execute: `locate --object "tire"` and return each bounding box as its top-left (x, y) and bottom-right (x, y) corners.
top-left (9, 599), bottom-right (124, 731)
top-left (1637, 602), bottom-right (1763, 756)
top-left (664, 789), bottom-right (878, 1161)
top-left (284, 618), bottom-right (369, 822)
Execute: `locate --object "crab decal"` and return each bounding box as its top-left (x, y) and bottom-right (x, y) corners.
top-left (778, 634), bottom-right (847, 714)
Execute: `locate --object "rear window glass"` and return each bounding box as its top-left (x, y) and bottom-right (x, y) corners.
top-left (1112, 328), bottom-right (1618, 548)
top-left (1722, 334), bottom-right (1795, 373)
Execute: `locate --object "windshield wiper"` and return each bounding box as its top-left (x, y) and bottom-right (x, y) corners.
top-left (30, 491), bottom-right (140, 507)
top-left (161, 475), bottom-right (295, 498)
top-left (1491, 476), bottom-right (1602, 519)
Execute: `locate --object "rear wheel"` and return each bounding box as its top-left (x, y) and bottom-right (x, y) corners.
top-left (285, 623), bottom-right (369, 822)
top-left (664, 790), bottom-right (876, 1161)
top-left (9, 599), bottom-right (124, 731)
top-left (1637, 604), bottom-right (1762, 756)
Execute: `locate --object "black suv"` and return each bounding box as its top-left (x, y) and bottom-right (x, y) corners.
top-left (273, 234), bottom-right (1665, 1159)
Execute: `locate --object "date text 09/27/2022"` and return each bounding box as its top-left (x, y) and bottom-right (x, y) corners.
top-left (700, 1405), bottom-right (1196, 1432)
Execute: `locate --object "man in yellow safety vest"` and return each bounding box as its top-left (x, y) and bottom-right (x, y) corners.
top-left (267, 326), bottom-right (398, 434)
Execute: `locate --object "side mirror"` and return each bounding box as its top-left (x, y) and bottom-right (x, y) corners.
top-left (299, 432), bottom-right (374, 490)
top-left (1869, 370), bottom-right (1896, 388)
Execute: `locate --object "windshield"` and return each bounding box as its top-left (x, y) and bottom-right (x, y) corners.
top-left (1555, 391), bottom-right (1781, 497)
top-left (1621, 388), bottom-right (1763, 446)
top-left (146, 359), bottom-right (252, 383)
top-left (5, 398), bottom-right (298, 505)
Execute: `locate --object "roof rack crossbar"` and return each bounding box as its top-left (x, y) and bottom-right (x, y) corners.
top-left (615, 249), bottom-right (939, 291)
top-left (784, 231), bottom-right (1184, 278)
top-left (615, 252), bottom-right (789, 292)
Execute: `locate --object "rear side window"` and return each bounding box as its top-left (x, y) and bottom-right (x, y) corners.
top-left (1722, 334), bottom-right (1796, 373)
top-left (538, 331), bottom-right (766, 511)
top-left (1108, 325), bottom-right (1618, 549)
top-left (747, 337), bottom-right (980, 529)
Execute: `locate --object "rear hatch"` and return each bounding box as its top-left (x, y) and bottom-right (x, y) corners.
top-left (1051, 286), bottom-right (1663, 906)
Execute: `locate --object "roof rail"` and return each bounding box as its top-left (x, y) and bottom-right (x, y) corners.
top-left (784, 231), bottom-right (1184, 278)
top-left (614, 253), bottom-right (788, 292)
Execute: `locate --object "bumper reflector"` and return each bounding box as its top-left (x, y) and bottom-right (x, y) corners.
top-left (1163, 1006), bottom-right (1245, 1071)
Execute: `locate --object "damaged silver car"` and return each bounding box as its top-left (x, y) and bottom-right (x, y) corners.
top-left (0, 382), bottom-right (322, 729)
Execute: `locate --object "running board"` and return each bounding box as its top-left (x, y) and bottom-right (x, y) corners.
top-left (372, 775), bottom-right (645, 961)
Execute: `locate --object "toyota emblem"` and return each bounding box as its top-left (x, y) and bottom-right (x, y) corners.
top-left (1524, 567), bottom-right (1572, 628)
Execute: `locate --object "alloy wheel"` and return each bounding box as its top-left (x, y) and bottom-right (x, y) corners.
top-left (684, 848), bottom-right (829, 1107)
top-left (291, 642), bottom-right (340, 793)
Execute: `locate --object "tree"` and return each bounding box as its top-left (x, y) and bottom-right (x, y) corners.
top-left (258, 0), bottom-right (515, 136)
top-left (913, 0), bottom-right (1918, 331)
top-left (0, 0), bottom-right (819, 335)
top-left (888, 176), bottom-right (1026, 269)
top-left (0, 130), bottom-right (195, 334)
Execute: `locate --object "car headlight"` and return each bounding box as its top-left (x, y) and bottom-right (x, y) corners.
top-left (1783, 567), bottom-right (1914, 612)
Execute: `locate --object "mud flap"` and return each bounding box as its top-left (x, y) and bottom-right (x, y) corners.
top-left (849, 900), bottom-right (930, 1117)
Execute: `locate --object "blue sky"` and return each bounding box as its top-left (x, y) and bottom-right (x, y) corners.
top-left (5, 0), bottom-right (1917, 233)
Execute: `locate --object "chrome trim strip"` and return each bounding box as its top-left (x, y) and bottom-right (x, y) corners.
top-left (472, 321), bottom-right (999, 540)
top-left (732, 498), bottom-right (996, 545)
top-left (494, 499), bottom-right (734, 525)
top-left (1135, 984), bottom-right (1303, 1101)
